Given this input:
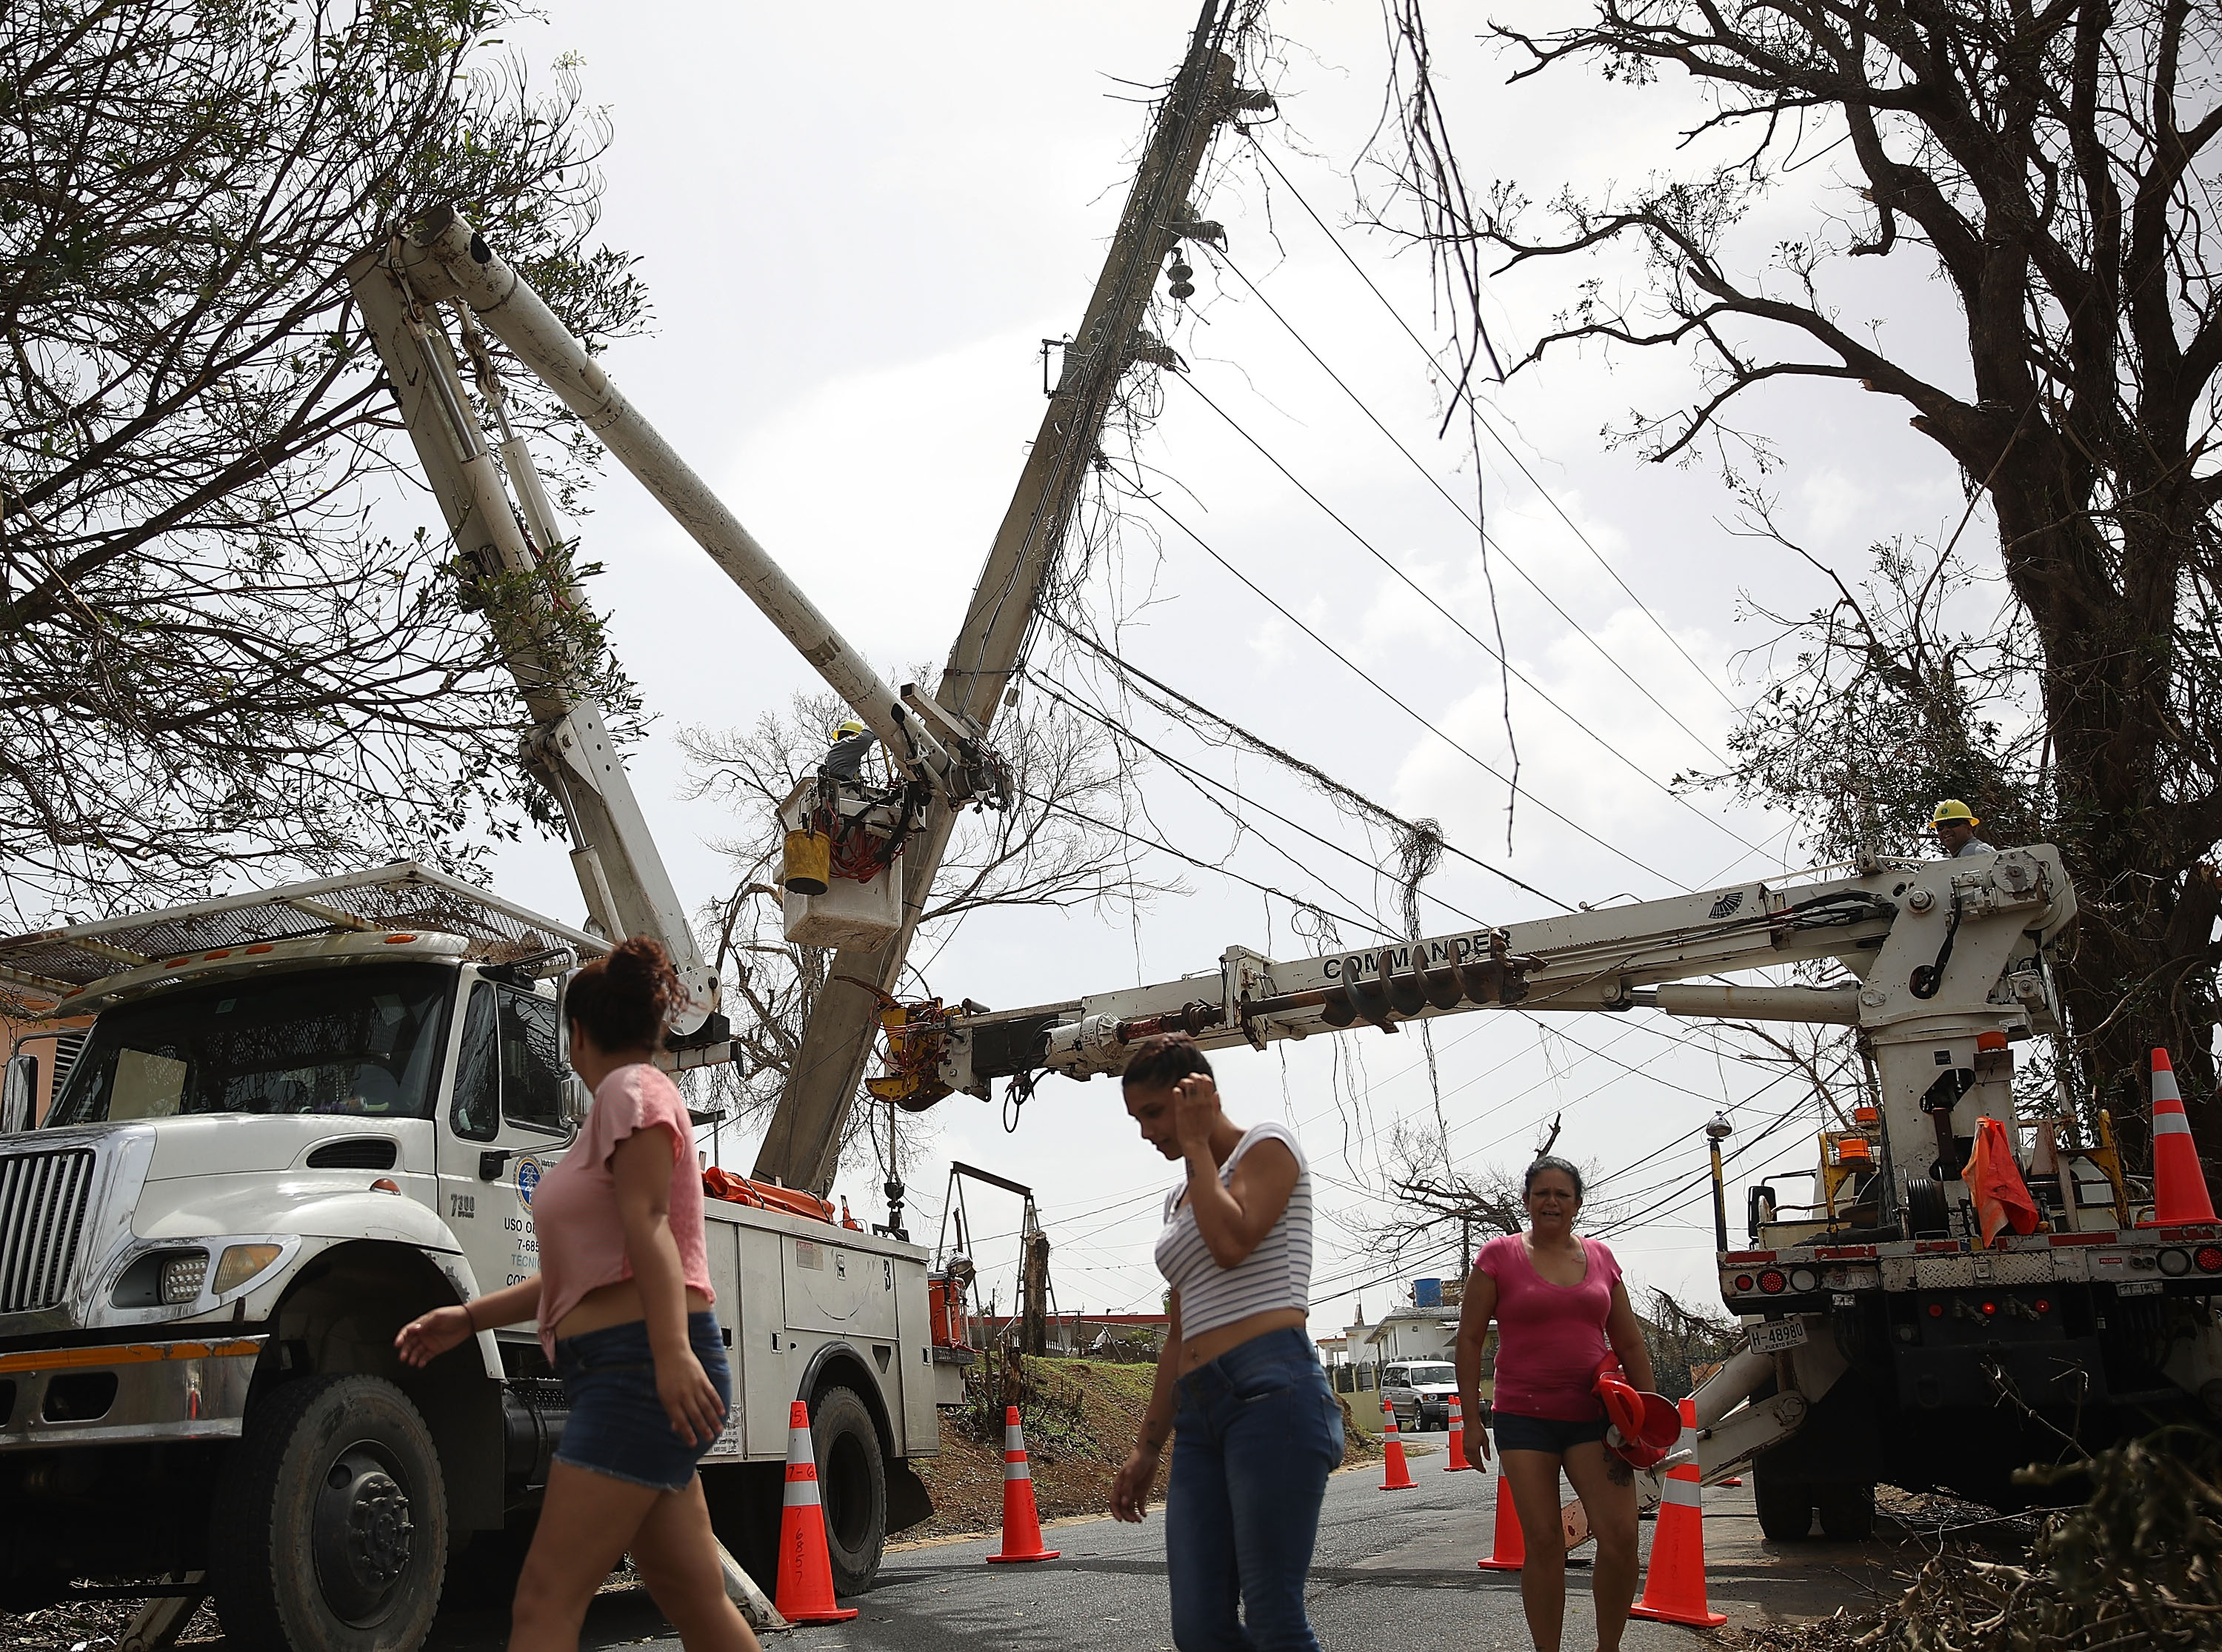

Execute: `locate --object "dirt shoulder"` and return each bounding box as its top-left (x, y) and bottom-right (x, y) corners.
top-left (902, 1356), bottom-right (1381, 1543)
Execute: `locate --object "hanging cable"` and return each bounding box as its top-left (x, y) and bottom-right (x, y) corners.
top-left (1248, 141), bottom-right (1741, 714)
top-left (1137, 489), bottom-right (1692, 891)
top-left (1196, 246), bottom-right (1736, 767)
top-left (1046, 614), bottom-right (1573, 910)
top-left (1175, 373), bottom-right (1766, 852)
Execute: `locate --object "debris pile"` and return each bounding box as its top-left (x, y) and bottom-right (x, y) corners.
top-left (1861, 1427), bottom-right (2221, 1651)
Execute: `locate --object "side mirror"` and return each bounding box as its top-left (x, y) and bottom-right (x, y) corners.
top-left (2, 1052), bottom-right (39, 1134)
top-left (560, 1073), bottom-right (592, 1130)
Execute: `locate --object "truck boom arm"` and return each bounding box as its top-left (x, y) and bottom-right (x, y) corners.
top-left (930, 846), bottom-right (2075, 1196)
top-left (347, 241), bottom-right (723, 1036)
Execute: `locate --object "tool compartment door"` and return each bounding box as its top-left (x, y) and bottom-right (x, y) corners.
top-left (783, 1234), bottom-right (898, 1342)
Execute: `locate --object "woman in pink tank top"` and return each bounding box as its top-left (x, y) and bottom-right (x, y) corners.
top-left (1455, 1156), bottom-right (1655, 1652)
top-left (395, 940), bottom-right (758, 1652)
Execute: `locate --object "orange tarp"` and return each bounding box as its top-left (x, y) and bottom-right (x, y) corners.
top-left (1964, 1116), bottom-right (2043, 1247)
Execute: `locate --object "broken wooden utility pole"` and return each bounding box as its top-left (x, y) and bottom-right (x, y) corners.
top-left (753, 4), bottom-right (1247, 1192)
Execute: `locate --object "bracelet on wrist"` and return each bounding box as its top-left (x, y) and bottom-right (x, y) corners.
top-left (462, 1300), bottom-right (480, 1333)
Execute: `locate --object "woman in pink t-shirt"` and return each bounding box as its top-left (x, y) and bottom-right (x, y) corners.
top-left (1455, 1157), bottom-right (1655, 1652)
top-left (396, 940), bottom-right (757, 1652)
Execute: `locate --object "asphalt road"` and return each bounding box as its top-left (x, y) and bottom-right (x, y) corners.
top-left (424, 1431), bottom-right (1904, 1652)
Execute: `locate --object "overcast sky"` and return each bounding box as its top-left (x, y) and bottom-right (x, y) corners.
top-left (466, 1), bottom-right (1995, 1337)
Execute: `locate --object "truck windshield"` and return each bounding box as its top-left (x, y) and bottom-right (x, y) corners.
top-left (1406, 1363), bottom-right (1455, 1385)
top-left (46, 965), bottom-right (453, 1126)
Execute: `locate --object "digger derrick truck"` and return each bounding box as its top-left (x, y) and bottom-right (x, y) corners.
top-left (875, 843), bottom-right (2222, 1530)
top-left (0, 204), bottom-right (1015, 1643)
top-left (0, 870), bottom-right (940, 1648)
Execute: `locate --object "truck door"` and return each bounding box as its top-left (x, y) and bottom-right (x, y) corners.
top-left (438, 978), bottom-right (571, 1304)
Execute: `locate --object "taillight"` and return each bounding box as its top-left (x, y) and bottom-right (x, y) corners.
top-left (1759, 1269), bottom-right (1786, 1294)
top-left (2196, 1246), bottom-right (2222, 1274)
top-left (1789, 1267), bottom-right (1818, 1293)
top-left (1732, 1274), bottom-right (1755, 1293)
top-left (1927, 1303), bottom-right (1944, 1317)
top-left (1980, 1301), bottom-right (1997, 1316)
top-left (2034, 1298), bottom-right (2051, 1313)
top-left (2160, 1248), bottom-right (2191, 1277)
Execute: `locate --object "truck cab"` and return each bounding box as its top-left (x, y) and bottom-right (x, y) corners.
top-left (0, 868), bottom-right (937, 1652)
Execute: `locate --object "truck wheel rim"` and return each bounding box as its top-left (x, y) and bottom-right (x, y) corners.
top-left (312, 1442), bottom-right (415, 1624)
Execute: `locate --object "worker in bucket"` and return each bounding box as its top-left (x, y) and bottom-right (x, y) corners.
top-left (1110, 1031), bottom-right (1341, 1651)
top-left (1455, 1156), bottom-right (1656, 1652)
top-left (396, 939), bottom-right (759, 1652)
top-left (1929, 798), bottom-right (1995, 857)
top-left (821, 717), bottom-right (875, 783)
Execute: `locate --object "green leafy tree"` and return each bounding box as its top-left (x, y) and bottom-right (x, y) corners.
top-left (0, 0), bottom-right (644, 923)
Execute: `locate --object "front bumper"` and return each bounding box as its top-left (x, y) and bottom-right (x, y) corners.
top-left (0, 1336), bottom-right (264, 1451)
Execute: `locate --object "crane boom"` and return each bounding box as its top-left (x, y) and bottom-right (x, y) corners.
top-left (346, 244), bottom-right (723, 1038)
top-left (913, 846), bottom-right (2075, 1217)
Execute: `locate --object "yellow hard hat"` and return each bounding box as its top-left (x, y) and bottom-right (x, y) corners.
top-left (1929, 798), bottom-right (1978, 828)
top-left (830, 719), bottom-right (867, 741)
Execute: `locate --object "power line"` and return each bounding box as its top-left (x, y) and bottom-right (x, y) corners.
top-left (1199, 245), bottom-right (1735, 769)
top-left (1177, 373), bottom-right (1766, 855)
top-left (1026, 669), bottom-right (1498, 931)
top-left (1022, 786), bottom-right (1402, 943)
top-left (1138, 489), bottom-right (1692, 892)
top-left (1247, 141), bottom-right (1742, 715)
top-left (1047, 614), bottom-right (1573, 910)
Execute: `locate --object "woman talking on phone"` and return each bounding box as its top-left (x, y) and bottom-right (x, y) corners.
top-left (1107, 1032), bottom-right (1341, 1651)
top-left (396, 939), bottom-right (758, 1652)
top-left (1455, 1154), bottom-right (1655, 1652)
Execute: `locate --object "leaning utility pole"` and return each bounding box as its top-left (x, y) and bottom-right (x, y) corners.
top-left (753, 5), bottom-right (1244, 1192)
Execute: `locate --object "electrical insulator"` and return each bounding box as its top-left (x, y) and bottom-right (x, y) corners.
top-left (1167, 249), bottom-right (1195, 303)
top-left (1170, 260), bottom-right (1193, 282)
top-left (1170, 281), bottom-right (1195, 301)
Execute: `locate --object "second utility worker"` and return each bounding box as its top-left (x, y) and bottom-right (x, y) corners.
top-left (1929, 799), bottom-right (1995, 857)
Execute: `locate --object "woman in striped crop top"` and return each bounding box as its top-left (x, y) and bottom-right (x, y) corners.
top-left (1109, 1034), bottom-right (1343, 1652)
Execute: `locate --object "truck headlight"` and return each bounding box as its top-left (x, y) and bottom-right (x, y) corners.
top-left (159, 1251), bottom-right (209, 1305)
top-left (212, 1243), bottom-right (283, 1296)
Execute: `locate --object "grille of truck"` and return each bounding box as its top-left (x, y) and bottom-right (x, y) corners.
top-left (0, 1148), bottom-right (96, 1313)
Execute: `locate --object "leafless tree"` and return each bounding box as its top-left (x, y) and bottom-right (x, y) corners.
top-left (1372, 0), bottom-right (2222, 1161)
top-left (675, 684), bottom-right (1178, 1158)
top-left (0, 0), bottom-right (643, 924)
top-left (1346, 1117), bottom-right (1622, 1281)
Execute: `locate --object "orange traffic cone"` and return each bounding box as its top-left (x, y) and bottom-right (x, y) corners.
top-left (2140, 1049), bottom-right (2217, 1225)
top-left (1379, 1397), bottom-right (1415, 1490)
top-left (1629, 1399), bottom-right (1726, 1628)
top-left (1475, 1463), bottom-right (1525, 1571)
top-left (1444, 1394), bottom-right (1475, 1471)
top-left (773, 1401), bottom-right (858, 1623)
top-left (986, 1406), bottom-right (1061, 1562)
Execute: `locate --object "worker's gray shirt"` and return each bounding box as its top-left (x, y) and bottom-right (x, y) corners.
top-left (1954, 837), bottom-right (1997, 857)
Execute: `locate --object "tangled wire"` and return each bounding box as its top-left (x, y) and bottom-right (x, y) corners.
top-left (1860, 1427), bottom-right (2222, 1651)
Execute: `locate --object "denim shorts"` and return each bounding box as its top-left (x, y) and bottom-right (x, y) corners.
top-left (1492, 1409), bottom-right (1609, 1456)
top-left (552, 1311), bottom-right (732, 1491)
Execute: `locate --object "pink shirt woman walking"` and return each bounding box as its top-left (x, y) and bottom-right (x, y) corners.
top-left (1456, 1156), bottom-right (1655, 1652)
top-left (396, 939), bottom-right (758, 1652)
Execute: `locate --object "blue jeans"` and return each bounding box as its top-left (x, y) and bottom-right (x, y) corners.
top-left (1166, 1327), bottom-right (1344, 1651)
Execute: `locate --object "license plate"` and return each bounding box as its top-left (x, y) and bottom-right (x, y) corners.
top-left (1748, 1319), bottom-right (1808, 1354)
top-left (2116, 1279), bottom-right (2162, 1297)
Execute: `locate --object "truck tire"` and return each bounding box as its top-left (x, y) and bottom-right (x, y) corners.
top-left (211, 1375), bottom-right (447, 1652)
top-left (812, 1386), bottom-right (887, 1596)
top-left (1817, 1481), bottom-right (1876, 1541)
top-left (1752, 1461), bottom-right (1813, 1542)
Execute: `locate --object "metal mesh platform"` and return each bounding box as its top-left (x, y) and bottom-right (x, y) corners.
top-left (0, 863), bottom-right (604, 1003)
